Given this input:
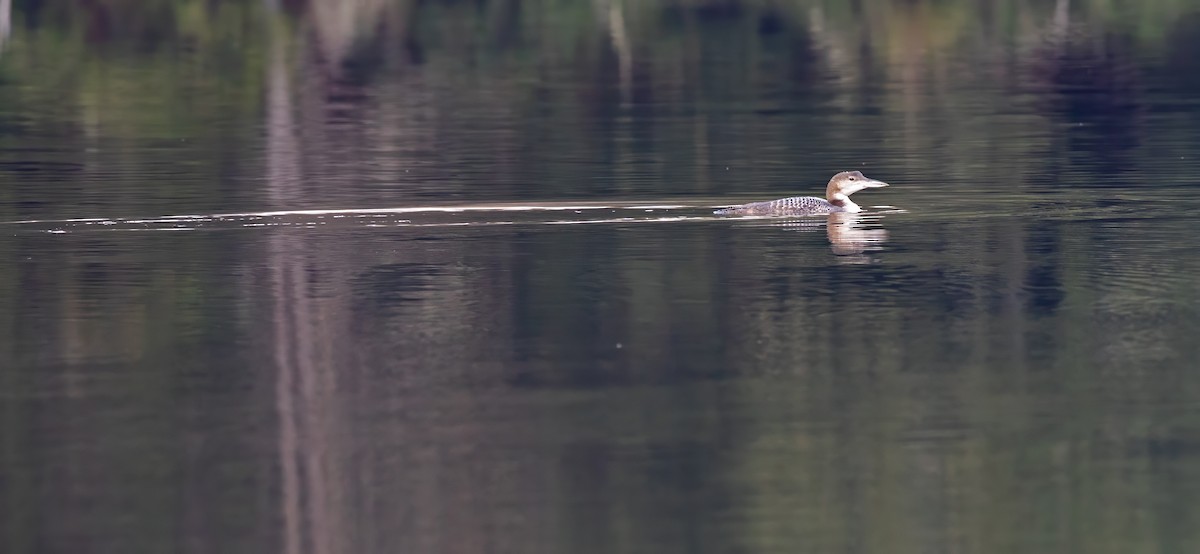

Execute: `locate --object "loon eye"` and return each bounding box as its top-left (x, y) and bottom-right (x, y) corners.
top-left (848, 176), bottom-right (856, 181)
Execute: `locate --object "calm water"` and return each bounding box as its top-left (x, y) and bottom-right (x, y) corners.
top-left (4, 1), bottom-right (1200, 552)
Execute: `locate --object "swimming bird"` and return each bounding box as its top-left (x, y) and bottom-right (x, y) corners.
top-left (714, 171), bottom-right (889, 216)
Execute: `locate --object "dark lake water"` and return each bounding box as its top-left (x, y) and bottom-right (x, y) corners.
top-left (4, 1), bottom-right (1200, 552)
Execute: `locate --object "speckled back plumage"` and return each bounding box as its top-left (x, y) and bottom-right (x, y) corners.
top-left (713, 196), bottom-right (841, 216)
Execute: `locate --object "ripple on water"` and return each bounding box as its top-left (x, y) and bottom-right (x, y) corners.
top-left (0, 201), bottom-right (909, 234)
top-left (0, 202), bottom-right (734, 233)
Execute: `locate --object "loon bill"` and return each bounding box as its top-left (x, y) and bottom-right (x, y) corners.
top-left (714, 171), bottom-right (890, 216)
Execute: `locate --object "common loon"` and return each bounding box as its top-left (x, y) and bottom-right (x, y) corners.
top-left (714, 171), bottom-right (889, 216)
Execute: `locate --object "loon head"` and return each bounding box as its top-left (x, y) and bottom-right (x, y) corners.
top-left (825, 171), bottom-right (889, 212)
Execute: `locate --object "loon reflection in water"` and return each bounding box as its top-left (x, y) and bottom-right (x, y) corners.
top-left (827, 212), bottom-right (889, 257)
top-left (714, 171), bottom-right (890, 216)
top-left (750, 212), bottom-right (890, 257)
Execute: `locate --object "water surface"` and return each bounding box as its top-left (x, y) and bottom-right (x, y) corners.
top-left (3, 1), bottom-right (1200, 553)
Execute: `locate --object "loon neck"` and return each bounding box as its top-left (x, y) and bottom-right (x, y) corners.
top-left (829, 193), bottom-right (863, 213)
